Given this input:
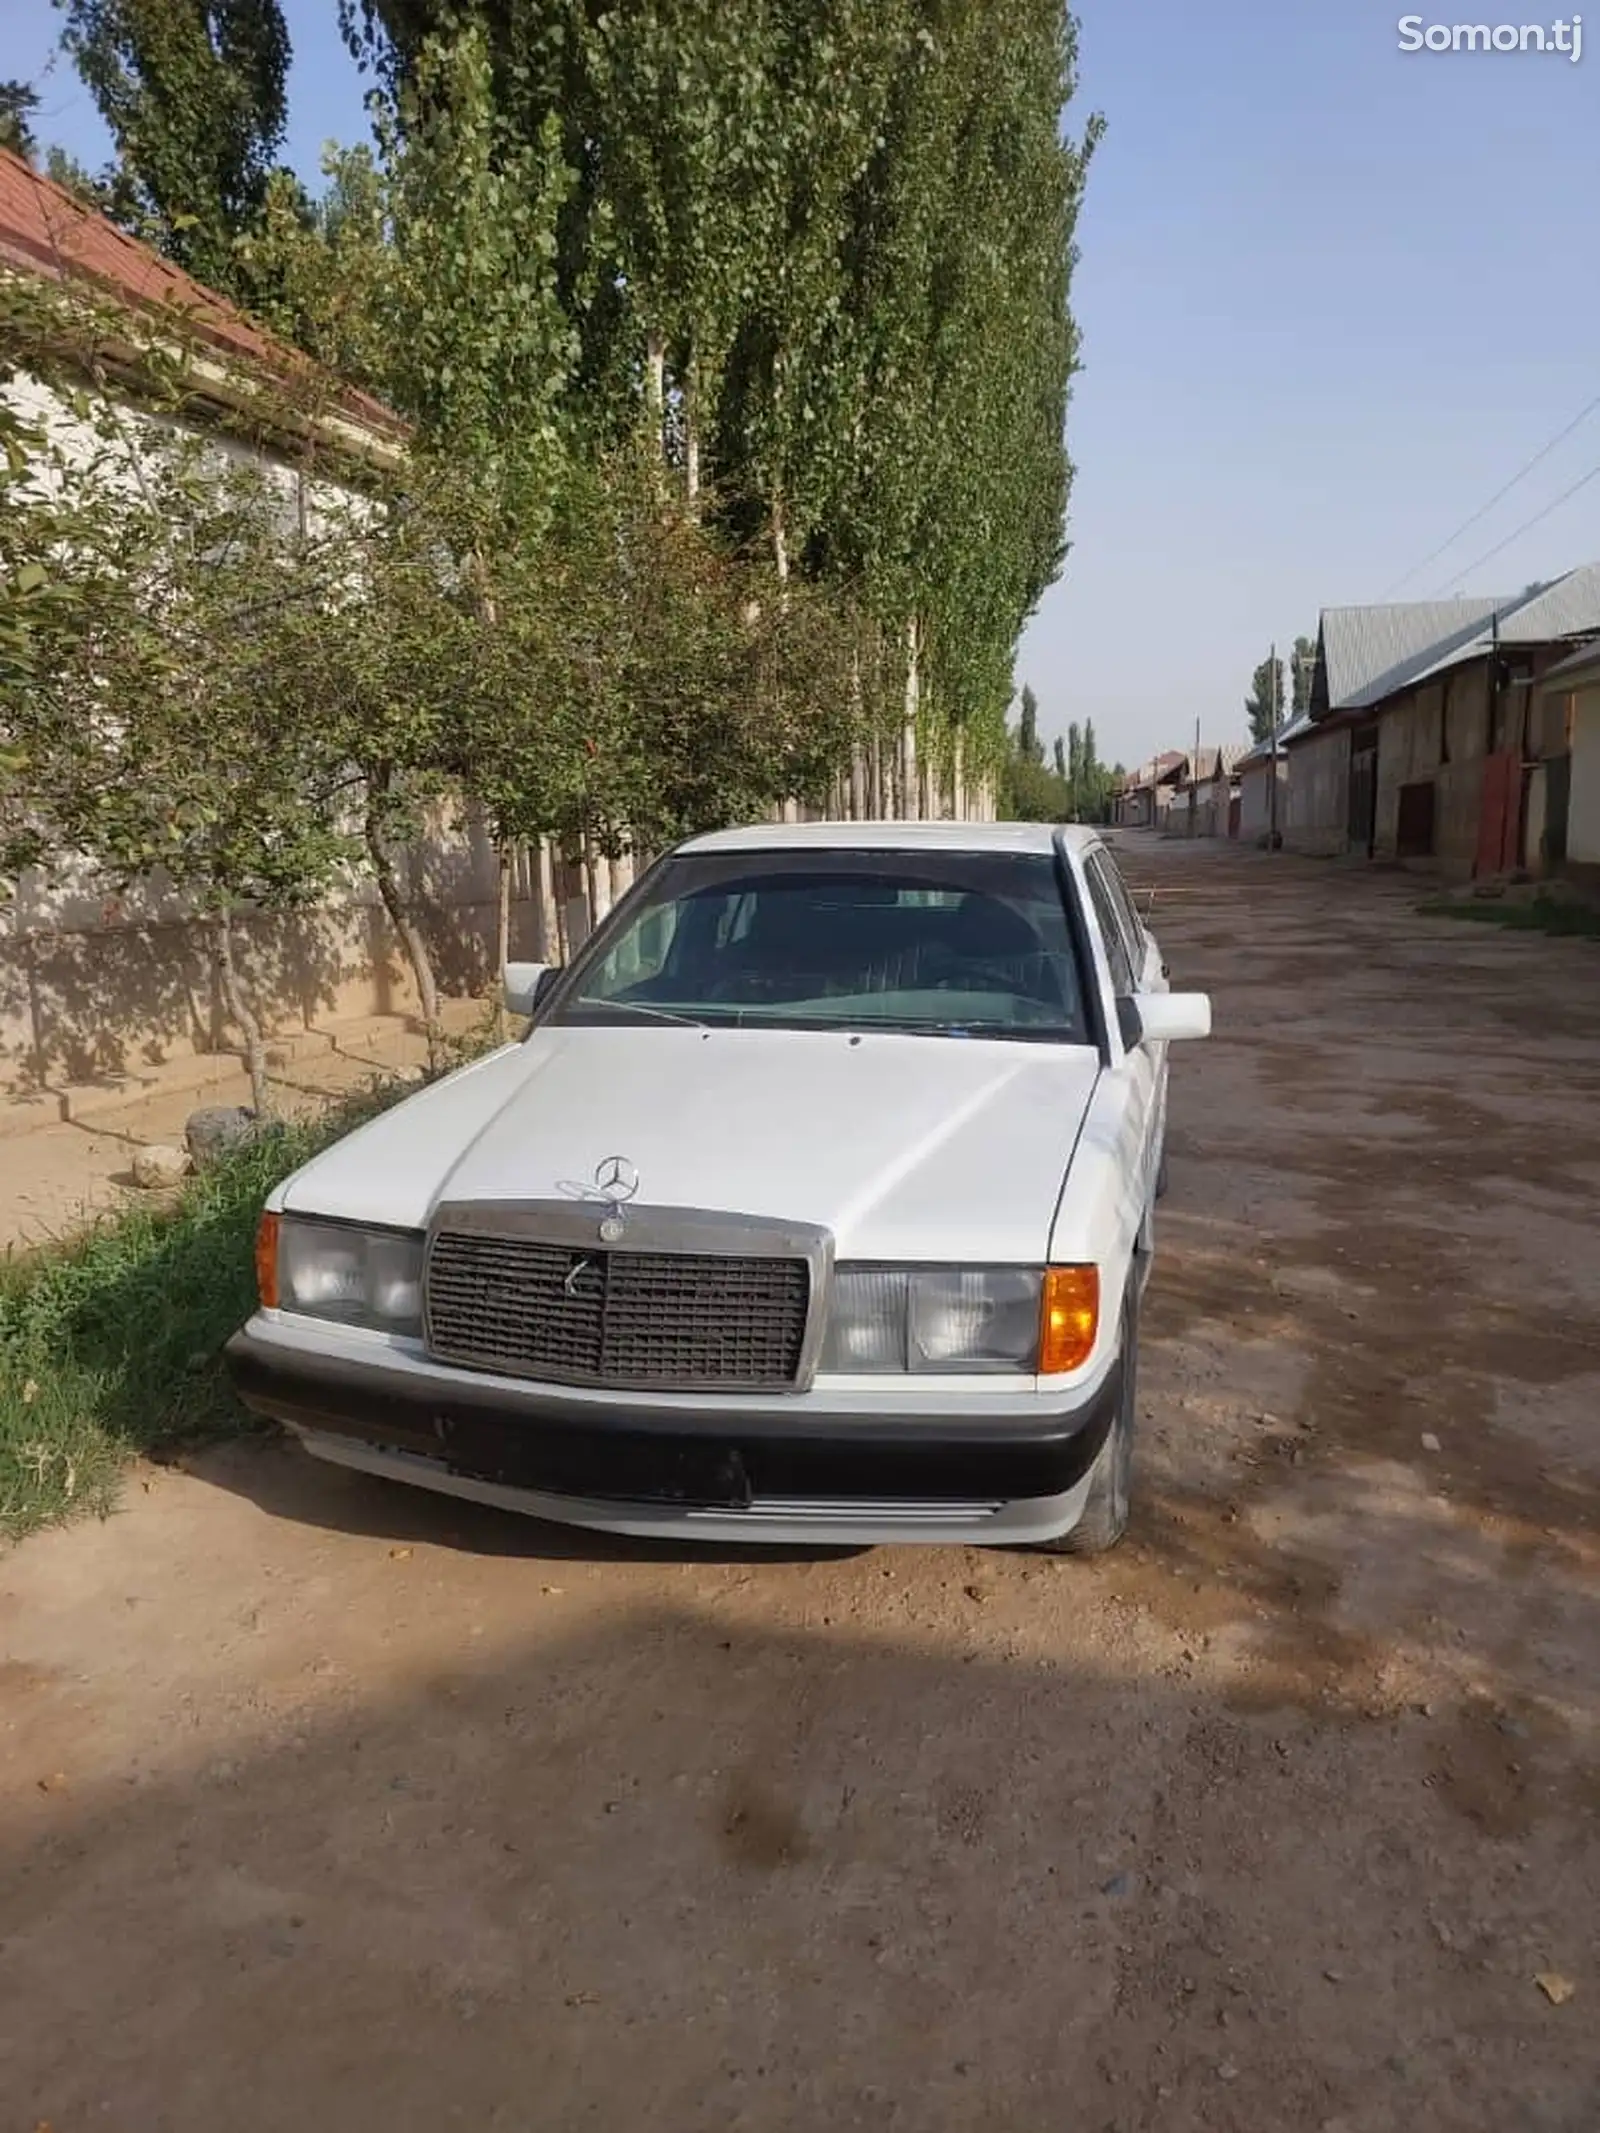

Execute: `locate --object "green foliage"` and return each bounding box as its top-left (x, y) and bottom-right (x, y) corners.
top-left (0, 1072), bottom-right (427, 1541)
top-left (998, 697), bottom-right (1114, 822)
top-left (239, 147), bottom-right (395, 399)
top-left (1, 408), bottom-right (357, 915)
top-left (43, 143), bottom-right (112, 209)
top-left (1291, 633), bottom-right (1315, 716)
top-left (1000, 751), bottom-right (1069, 823)
top-left (349, 1), bottom-right (1097, 784)
top-left (1018, 684), bottom-right (1044, 765)
top-left (1247, 651), bottom-right (1286, 745)
top-left (0, 80), bottom-right (41, 160)
top-left (6, 0), bottom-right (1098, 1094)
top-left (57, 0), bottom-right (294, 299)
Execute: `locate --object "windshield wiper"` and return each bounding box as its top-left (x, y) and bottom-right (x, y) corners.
top-left (570, 998), bottom-right (708, 1028)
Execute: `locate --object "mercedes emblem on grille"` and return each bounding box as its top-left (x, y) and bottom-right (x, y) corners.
top-left (593, 1154), bottom-right (639, 1242)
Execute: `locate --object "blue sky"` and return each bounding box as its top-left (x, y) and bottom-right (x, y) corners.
top-left (8, 0), bottom-right (1600, 767)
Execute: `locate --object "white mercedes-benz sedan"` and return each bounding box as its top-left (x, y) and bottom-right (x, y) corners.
top-left (227, 822), bottom-right (1209, 1552)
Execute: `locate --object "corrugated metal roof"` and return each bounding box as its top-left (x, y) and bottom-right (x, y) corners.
top-left (1542, 637), bottom-right (1600, 684)
top-left (1191, 743), bottom-right (1248, 781)
top-left (1495, 562), bottom-right (1600, 642)
top-left (1394, 564), bottom-right (1600, 686)
top-left (1319, 598), bottom-right (1510, 713)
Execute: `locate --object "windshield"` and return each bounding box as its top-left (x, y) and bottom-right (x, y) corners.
top-left (549, 848), bottom-right (1091, 1043)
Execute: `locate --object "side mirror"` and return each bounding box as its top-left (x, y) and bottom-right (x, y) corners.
top-left (504, 961), bottom-right (561, 1018)
top-left (1119, 991), bottom-right (1211, 1047)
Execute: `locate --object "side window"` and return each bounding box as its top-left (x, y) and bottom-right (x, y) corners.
top-left (1083, 859), bottom-right (1135, 996)
top-left (1098, 851), bottom-right (1148, 970)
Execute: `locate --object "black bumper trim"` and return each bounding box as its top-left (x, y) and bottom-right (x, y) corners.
top-left (225, 1330), bottom-right (1119, 1509)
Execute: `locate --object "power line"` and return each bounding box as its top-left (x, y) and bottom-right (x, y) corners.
top-left (1378, 390), bottom-right (1600, 598)
top-left (1431, 456), bottom-right (1600, 594)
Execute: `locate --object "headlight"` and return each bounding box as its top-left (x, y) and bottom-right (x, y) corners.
top-left (822, 1266), bottom-right (1053, 1375)
top-left (257, 1213), bottom-right (423, 1335)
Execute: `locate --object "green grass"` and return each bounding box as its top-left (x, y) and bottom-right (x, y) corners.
top-left (1419, 894), bottom-right (1600, 939)
top-left (0, 1076), bottom-right (420, 1544)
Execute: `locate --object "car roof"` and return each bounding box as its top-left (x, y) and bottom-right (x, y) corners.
top-left (675, 820), bottom-right (1100, 859)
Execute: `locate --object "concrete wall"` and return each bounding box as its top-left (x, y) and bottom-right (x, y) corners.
top-left (1238, 759), bottom-right (1286, 842)
top-left (1571, 685), bottom-right (1600, 866)
top-left (1192, 784), bottom-right (1235, 839)
top-left (0, 811), bottom-right (555, 1097)
top-left (1284, 726), bottom-right (1350, 855)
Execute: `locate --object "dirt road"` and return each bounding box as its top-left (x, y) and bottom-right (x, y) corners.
top-left (2, 837), bottom-right (1596, 2132)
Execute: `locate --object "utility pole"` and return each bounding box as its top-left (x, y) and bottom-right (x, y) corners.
top-left (1268, 638), bottom-right (1280, 853)
top-left (1191, 713), bottom-right (1200, 838)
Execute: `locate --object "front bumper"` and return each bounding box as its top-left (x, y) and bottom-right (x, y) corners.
top-left (225, 1316), bottom-right (1120, 1546)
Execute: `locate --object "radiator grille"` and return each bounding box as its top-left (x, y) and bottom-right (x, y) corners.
top-left (424, 1229), bottom-right (810, 1389)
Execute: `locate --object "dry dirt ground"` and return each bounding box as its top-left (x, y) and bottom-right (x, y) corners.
top-left (1, 835), bottom-right (1596, 2133)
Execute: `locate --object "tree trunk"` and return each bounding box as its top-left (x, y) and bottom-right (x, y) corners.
top-left (683, 355), bottom-right (700, 508)
top-left (645, 331), bottom-right (667, 465)
top-left (554, 859), bottom-right (571, 963)
top-left (494, 841), bottom-right (514, 1041)
top-left (582, 829), bottom-right (610, 934)
top-left (772, 491), bottom-right (790, 585)
top-left (848, 650), bottom-right (867, 819)
top-left (212, 904), bottom-right (270, 1119)
top-left (900, 614), bottom-right (921, 821)
top-left (535, 836), bottom-right (559, 961)
top-left (952, 730), bottom-right (966, 820)
top-left (365, 783), bottom-right (443, 1070)
top-left (870, 731), bottom-right (883, 817)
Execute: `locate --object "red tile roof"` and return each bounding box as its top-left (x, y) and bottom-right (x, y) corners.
top-left (0, 147), bottom-right (405, 441)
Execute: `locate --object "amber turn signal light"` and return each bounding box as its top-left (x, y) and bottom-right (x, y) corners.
top-left (254, 1211), bottom-right (281, 1310)
top-left (1039, 1265), bottom-right (1099, 1374)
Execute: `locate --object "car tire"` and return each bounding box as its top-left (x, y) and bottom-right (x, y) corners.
top-left (1036, 1293), bottom-right (1138, 1557)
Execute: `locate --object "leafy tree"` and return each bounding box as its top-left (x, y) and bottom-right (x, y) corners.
top-left (0, 81), bottom-right (41, 160)
top-left (44, 144), bottom-right (113, 209)
top-left (352, 1), bottom-right (1097, 823)
top-left (1052, 734), bottom-right (1066, 780)
top-left (1018, 683), bottom-right (1045, 765)
top-left (239, 147), bottom-right (395, 401)
top-left (1, 408), bottom-right (357, 1112)
top-left (1246, 650), bottom-right (1285, 745)
top-left (1290, 633), bottom-right (1315, 717)
top-left (56, 0), bottom-right (294, 298)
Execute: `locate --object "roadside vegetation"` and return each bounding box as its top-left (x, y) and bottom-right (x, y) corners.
top-left (1000, 684), bottom-right (1121, 822)
top-left (5, 2), bottom-right (1101, 1062)
top-left (0, 1071), bottom-right (431, 1542)
top-left (1420, 894), bottom-right (1600, 940)
top-left (1, 5), bottom-right (1099, 1539)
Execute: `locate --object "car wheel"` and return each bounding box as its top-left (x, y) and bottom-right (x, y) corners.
top-left (1036, 1295), bottom-right (1137, 1557)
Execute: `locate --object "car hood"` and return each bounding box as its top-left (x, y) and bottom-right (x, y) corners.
top-left (283, 1025), bottom-right (1101, 1262)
